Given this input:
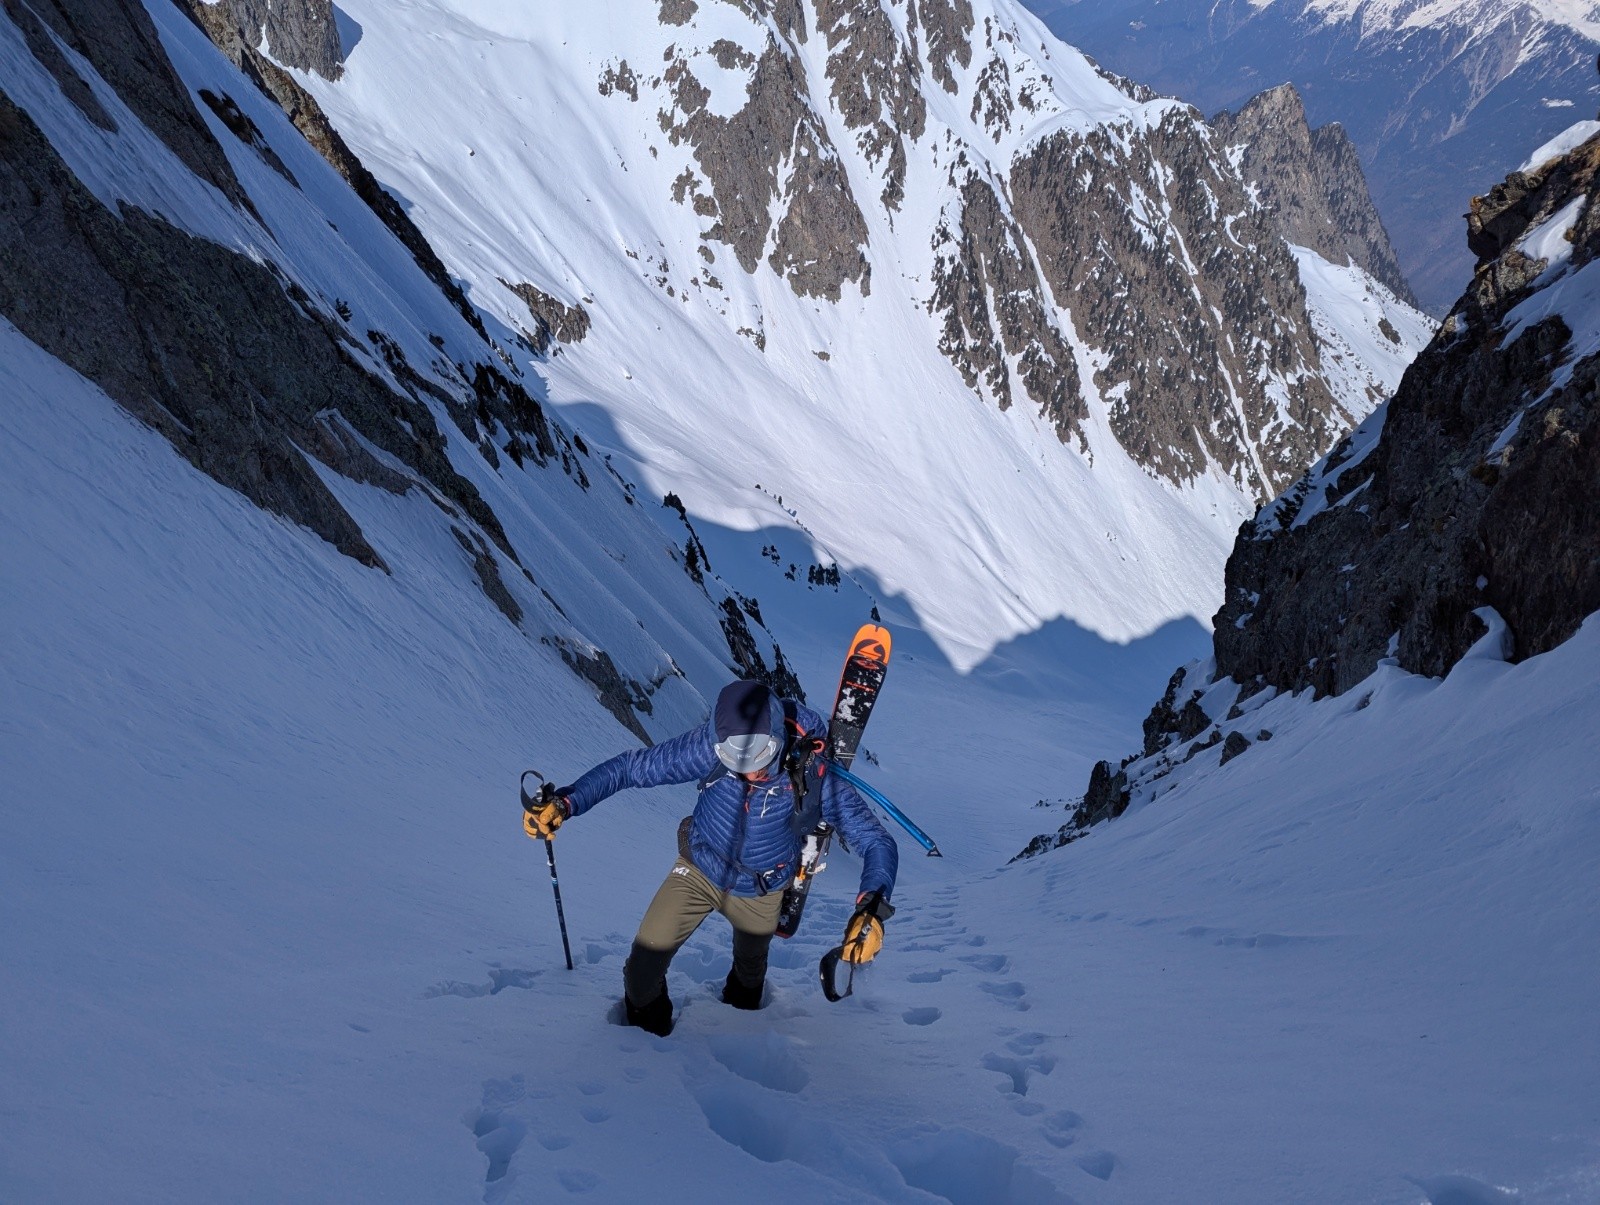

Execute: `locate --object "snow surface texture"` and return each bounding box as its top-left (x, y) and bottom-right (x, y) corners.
top-left (5, 317), bottom-right (1598, 1202)
top-left (289, 0), bottom-right (1428, 669)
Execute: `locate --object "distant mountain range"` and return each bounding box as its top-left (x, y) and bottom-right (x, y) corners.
top-left (1023, 0), bottom-right (1600, 314)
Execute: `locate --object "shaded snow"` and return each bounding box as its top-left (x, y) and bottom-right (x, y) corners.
top-left (4, 316), bottom-right (1597, 1201)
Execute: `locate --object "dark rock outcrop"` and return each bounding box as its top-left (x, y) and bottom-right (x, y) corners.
top-left (501, 281), bottom-right (592, 355)
top-left (553, 642), bottom-right (656, 745)
top-left (919, 0), bottom-right (974, 95)
top-left (2, 91), bottom-right (381, 567)
top-left (1073, 759), bottom-right (1131, 829)
top-left (656, 27), bottom-right (872, 302)
top-left (929, 162), bottom-right (1083, 438)
top-left (718, 598), bottom-right (805, 700)
top-left (1011, 104), bottom-right (1345, 498)
top-left (6, 0), bottom-right (253, 212)
top-left (815, 0), bottom-right (927, 210)
top-left (212, 0), bottom-right (345, 81)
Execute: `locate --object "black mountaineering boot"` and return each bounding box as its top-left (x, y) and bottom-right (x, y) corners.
top-left (624, 988), bottom-right (674, 1036)
top-left (720, 968), bottom-right (763, 1010)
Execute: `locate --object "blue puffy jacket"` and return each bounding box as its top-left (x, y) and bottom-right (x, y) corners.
top-left (563, 700), bottom-right (898, 899)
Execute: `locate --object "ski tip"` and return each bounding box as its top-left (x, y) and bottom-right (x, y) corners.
top-left (927, 847), bottom-right (943, 858)
top-left (850, 622), bottom-right (891, 658)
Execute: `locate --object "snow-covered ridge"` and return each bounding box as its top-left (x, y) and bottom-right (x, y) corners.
top-left (1520, 118), bottom-right (1600, 172)
top-left (1266, 0), bottom-right (1600, 42)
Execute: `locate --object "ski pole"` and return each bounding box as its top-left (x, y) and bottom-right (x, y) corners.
top-left (520, 770), bottom-right (574, 971)
top-left (825, 762), bottom-right (942, 857)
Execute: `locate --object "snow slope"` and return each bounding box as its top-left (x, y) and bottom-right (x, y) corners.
top-left (1, 0), bottom-right (823, 746)
top-left (4, 3), bottom-right (1586, 1201)
top-left (1293, 244), bottom-right (1439, 414)
top-left (289, 0), bottom-right (1421, 668)
top-left (5, 307), bottom-right (1597, 1202)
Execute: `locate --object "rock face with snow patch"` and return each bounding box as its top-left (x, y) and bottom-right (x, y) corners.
top-left (586, 0), bottom-right (1413, 501)
top-left (178, 0), bottom-right (487, 339)
top-left (656, 20), bottom-right (874, 302)
top-left (211, 0), bottom-right (344, 81)
top-left (1211, 84), bottom-right (1415, 307)
top-left (1022, 127), bottom-right (1600, 854)
top-left (1006, 102), bottom-right (1346, 494)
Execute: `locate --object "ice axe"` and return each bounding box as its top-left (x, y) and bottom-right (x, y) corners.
top-left (520, 769), bottom-right (574, 971)
top-left (819, 890), bottom-right (892, 1002)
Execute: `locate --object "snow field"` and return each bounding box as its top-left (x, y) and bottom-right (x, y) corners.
top-left (6, 310), bottom-right (1599, 1201)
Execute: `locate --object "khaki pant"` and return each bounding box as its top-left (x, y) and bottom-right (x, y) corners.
top-left (624, 857), bottom-right (784, 1006)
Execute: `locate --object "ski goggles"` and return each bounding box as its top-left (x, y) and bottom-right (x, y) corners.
top-left (714, 733), bottom-right (780, 775)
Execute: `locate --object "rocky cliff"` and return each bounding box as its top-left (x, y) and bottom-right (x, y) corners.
top-left (212, 0), bottom-right (344, 80)
top-left (1026, 124), bottom-right (1600, 847)
top-left (1212, 84), bottom-right (1417, 308)
top-left (1216, 129), bottom-right (1600, 698)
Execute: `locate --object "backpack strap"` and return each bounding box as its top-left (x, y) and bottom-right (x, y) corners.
top-left (781, 698), bottom-right (827, 836)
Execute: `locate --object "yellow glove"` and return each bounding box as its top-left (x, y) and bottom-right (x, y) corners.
top-left (841, 913), bottom-right (884, 964)
top-left (523, 793), bottom-right (570, 840)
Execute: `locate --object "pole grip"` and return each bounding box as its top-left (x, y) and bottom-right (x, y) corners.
top-left (522, 770), bottom-right (575, 971)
